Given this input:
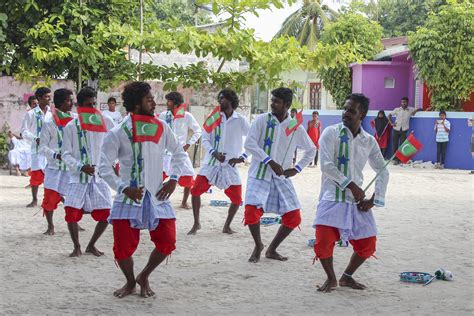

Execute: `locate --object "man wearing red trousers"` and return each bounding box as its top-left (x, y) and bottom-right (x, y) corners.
top-left (100, 82), bottom-right (187, 298)
top-left (62, 87), bottom-right (114, 257)
top-left (244, 87), bottom-right (316, 263)
top-left (38, 88), bottom-right (75, 235)
top-left (313, 93), bottom-right (389, 293)
top-left (21, 87), bottom-right (51, 207)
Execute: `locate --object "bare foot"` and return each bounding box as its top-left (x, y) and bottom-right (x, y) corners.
top-left (187, 223), bottom-right (201, 235)
top-left (26, 200), bottom-right (37, 208)
top-left (317, 278), bottom-right (338, 293)
top-left (248, 243), bottom-right (265, 263)
top-left (136, 274), bottom-right (155, 298)
top-left (222, 226), bottom-right (237, 234)
top-left (339, 274), bottom-right (367, 290)
top-left (69, 247), bottom-right (82, 257)
top-left (180, 203), bottom-right (191, 210)
top-left (78, 225), bottom-right (86, 231)
top-left (265, 249), bottom-right (288, 261)
top-left (85, 245), bottom-right (104, 257)
top-left (113, 282), bottom-right (136, 298)
top-left (43, 226), bottom-right (55, 235)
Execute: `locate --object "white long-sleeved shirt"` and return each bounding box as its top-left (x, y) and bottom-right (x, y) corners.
top-left (201, 110), bottom-right (250, 165)
top-left (158, 110), bottom-right (202, 147)
top-left (319, 123), bottom-right (389, 206)
top-left (21, 106), bottom-right (51, 152)
top-left (244, 113), bottom-right (316, 181)
top-left (39, 112), bottom-right (77, 170)
top-left (62, 115), bottom-right (114, 183)
top-left (99, 115), bottom-right (188, 205)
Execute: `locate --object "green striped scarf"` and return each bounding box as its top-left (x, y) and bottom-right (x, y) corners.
top-left (256, 114), bottom-right (277, 180)
top-left (56, 125), bottom-right (67, 171)
top-left (122, 124), bottom-right (143, 205)
top-left (75, 120), bottom-right (91, 184)
top-left (335, 126), bottom-right (350, 202)
top-left (208, 125), bottom-right (222, 166)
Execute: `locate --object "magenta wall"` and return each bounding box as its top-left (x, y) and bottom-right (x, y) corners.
top-left (351, 62), bottom-right (412, 110)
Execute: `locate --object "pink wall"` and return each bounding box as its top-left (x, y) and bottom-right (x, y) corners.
top-left (351, 61), bottom-right (412, 110)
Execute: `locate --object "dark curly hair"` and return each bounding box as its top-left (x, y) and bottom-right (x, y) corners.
top-left (218, 89), bottom-right (239, 109)
top-left (53, 88), bottom-right (73, 107)
top-left (122, 81), bottom-right (152, 112)
top-left (35, 86), bottom-right (51, 99)
top-left (165, 92), bottom-right (184, 106)
top-left (346, 93), bottom-right (370, 115)
top-left (271, 87), bottom-right (293, 105)
top-left (77, 87), bottom-right (96, 105)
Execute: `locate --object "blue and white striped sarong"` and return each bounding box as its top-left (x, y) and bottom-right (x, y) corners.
top-left (44, 168), bottom-right (70, 196)
top-left (245, 176), bottom-right (301, 215)
top-left (199, 164), bottom-right (241, 190)
top-left (313, 200), bottom-right (378, 242)
top-left (64, 177), bottom-right (112, 213)
top-left (108, 191), bottom-right (176, 230)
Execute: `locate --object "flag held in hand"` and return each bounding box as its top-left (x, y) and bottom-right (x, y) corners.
top-left (173, 103), bottom-right (186, 119)
top-left (285, 110), bottom-right (303, 136)
top-left (203, 105), bottom-right (222, 133)
top-left (77, 107), bottom-right (107, 132)
top-left (52, 108), bottom-right (73, 127)
top-left (395, 133), bottom-right (423, 163)
top-left (131, 114), bottom-right (163, 143)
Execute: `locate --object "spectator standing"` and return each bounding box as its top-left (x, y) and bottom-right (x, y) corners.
top-left (434, 111), bottom-right (450, 169)
top-left (388, 97), bottom-right (421, 164)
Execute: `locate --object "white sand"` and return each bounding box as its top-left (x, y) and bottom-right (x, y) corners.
top-left (0, 165), bottom-right (473, 315)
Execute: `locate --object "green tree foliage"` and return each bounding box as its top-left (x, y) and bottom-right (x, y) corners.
top-left (348, 0), bottom-right (447, 38)
top-left (152, 0), bottom-right (212, 27)
top-left (274, 0), bottom-right (338, 49)
top-left (1, 0), bottom-right (354, 92)
top-left (409, 0), bottom-right (474, 110)
top-left (318, 12), bottom-right (383, 108)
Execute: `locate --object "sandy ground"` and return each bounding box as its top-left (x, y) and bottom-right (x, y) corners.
top-left (0, 164), bottom-right (473, 315)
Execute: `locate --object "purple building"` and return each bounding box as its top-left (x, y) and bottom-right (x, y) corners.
top-left (350, 37), bottom-right (425, 110)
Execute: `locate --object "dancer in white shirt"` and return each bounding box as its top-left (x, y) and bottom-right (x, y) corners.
top-left (244, 88), bottom-right (316, 263)
top-left (100, 81), bottom-right (187, 298)
top-left (62, 87), bottom-right (114, 257)
top-left (188, 89), bottom-right (250, 235)
top-left (158, 92), bottom-right (202, 209)
top-left (313, 93), bottom-right (389, 293)
top-left (39, 88), bottom-right (76, 235)
top-left (21, 87), bottom-right (51, 207)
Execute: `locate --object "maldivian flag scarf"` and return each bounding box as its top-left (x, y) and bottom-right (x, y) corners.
top-left (256, 113), bottom-right (277, 180)
top-left (335, 126), bottom-right (350, 202)
top-left (122, 123), bottom-right (143, 205)
top-left (203, 106), bottom-right (222, 133)
top-left (75, 120), bottom-right (91, 184)
top-left (173, 103), bottom-right (186, 119)
top-left (53, 109), bottom-right (72, 171)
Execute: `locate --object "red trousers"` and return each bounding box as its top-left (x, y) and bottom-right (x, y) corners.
top-left (244, 205), bottom-right (301, 229)
top-left (162, 172), bottom-right (195, 188)
top-left (112, 219), bottom-right (176, 260)
top-left (30, 170), bottom-right (44, 186)
top-left (191, 175), bottom-right (242, 205)
top-left (41, 188), bottom-right (62, 212)
top-left (314, 225), bottom-right (376, 259)
top-left (64, 207), bottom-right (110, 223)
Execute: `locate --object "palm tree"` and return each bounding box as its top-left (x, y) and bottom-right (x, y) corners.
top-left (275, 0), bottom-right (338, 49)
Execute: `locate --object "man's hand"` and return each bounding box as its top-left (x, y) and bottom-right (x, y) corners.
top-left (268, 160), bottom-right (284, 176)
top-left (283, 168), bottom-right (298, 178)
top-left (35, 138), bottom-right (40, 145)
top-left (80, 164), bottom-right (95, 176)
top-left (55, 153), bottom-right (62, 161)
top-left (156, 180), bottom-right (177, 201)
top-left (347, 182), bottom-right (365, 203)
top-left (357, 194), bottom-right (375, 212)
top-left (212, 151), bottom-right (226, 163)
top-left (123, 187), bottom-right (144, 204)
top-left (229, 157), bottom-right (244, 167)
top-left (183, 144), bottom-right (191, 152)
